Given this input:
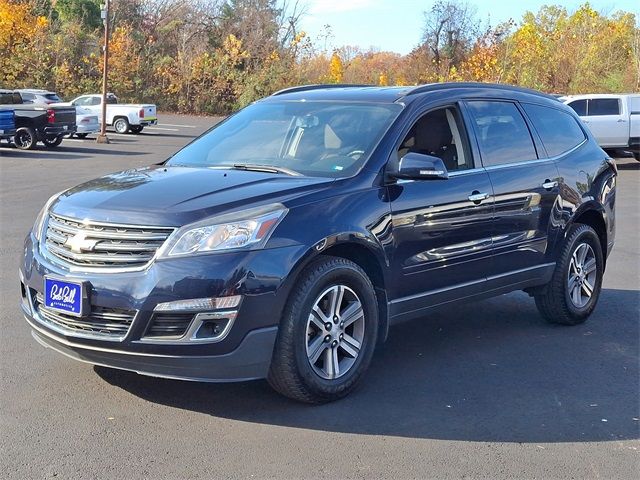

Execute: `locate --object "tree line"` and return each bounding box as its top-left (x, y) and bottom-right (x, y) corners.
top-left (1, 0), bottom-right (638, 114)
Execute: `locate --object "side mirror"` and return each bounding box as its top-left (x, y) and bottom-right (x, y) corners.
top-left (391, 152), bottom-right (449, 180)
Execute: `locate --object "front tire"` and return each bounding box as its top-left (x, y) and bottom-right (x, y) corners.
top-left (14, 127), bottom-right (37, 150)
top-left (268, 256), bottom-right (379, 403)
top-left (43, 135), bottom-right (63, 148)
top-left (113, 117), bottom-right (130, 134)
top-left (130, 125), bottom-right (143, 134)
top-left (75, 133), bottom-right (89, 139)
top-left (535, 224), bottom-right (604, 325)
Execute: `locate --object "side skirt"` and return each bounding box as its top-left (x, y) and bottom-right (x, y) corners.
top-left (388, 263), bottom-right (555, 325)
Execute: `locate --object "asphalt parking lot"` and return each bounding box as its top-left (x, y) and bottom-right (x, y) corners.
top-left (0, 115), bottom-right (638, 479)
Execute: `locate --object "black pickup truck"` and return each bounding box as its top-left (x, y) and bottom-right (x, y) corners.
top-left (0, 89), bottom-right (76, 149)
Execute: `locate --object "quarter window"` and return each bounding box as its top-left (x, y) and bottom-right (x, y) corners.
top-left (588, 98), bottom-right (620, 116)
top-left (466, 101), bottom-right (537, 167)
top-left (522, 103), bottom-right (586, 157)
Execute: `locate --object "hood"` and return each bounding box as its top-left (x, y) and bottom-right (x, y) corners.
top-left (51, 166), bottom-right (334, 226)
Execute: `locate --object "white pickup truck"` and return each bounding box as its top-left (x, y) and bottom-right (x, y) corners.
top-left (561, 93), bottom-right (640, 160)
top-left (58, 93), bottom-right (157, 134)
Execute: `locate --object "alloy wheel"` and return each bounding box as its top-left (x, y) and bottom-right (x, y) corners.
top-left (567, 242), bottom-right (597, 308)
top-left (305, 285), bottom-right (365, 380)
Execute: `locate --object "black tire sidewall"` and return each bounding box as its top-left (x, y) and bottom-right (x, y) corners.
top-left (560, 227), bottom-right (604, 318)
top-left (14, 128), bottom-right (36, 150)
top-left (288, 260), bottom-right (378, 399)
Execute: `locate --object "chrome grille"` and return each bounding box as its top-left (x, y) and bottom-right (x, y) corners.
top-left (44, 212), bottom-right (174, 270)
top-left (34, 293), bottom-right (135, 340)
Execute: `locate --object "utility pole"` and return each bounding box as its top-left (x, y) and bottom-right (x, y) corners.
top-left (96, 0), bottom-right (110, 144)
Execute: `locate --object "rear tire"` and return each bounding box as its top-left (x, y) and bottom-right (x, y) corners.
top-left (633, 151), bottom-right (640, 161)
top-left (534, 224), bottom-right (604, 325)
top-left (113, 117), bottom-right (130, 134)
top-left (43, 135), bottom-right (63, 148)
top-left (14, 127), bottom-right (37, 150)
top-left (268, 256), bottom-right (379, 403)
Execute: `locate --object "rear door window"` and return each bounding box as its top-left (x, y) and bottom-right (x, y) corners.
top-left (567, 99), bottom-right (587, 116)
top-left (466, 100), bottom-right (538, 167)
top-left (522, 103), bottom-right (586, 157)
top-left (588, 98), bottom-right (620, 116)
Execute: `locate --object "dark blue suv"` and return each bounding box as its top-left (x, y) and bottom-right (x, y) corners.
top-left (19, 83), bottom-right (617, 402)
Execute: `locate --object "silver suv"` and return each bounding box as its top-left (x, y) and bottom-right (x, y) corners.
top-left (15, 89), bottom-right (63, 105)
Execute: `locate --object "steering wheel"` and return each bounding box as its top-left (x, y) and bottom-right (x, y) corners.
top-left (345, 149), bottom-right (365, 160)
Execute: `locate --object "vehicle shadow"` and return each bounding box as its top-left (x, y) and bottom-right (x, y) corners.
top-left (616, 159), bottom-right (639, 171)
top-left (95, 288), bottom-right (639, 443)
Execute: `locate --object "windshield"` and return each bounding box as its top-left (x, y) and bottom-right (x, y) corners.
top-left (167, 101), bottom-right (402, 178)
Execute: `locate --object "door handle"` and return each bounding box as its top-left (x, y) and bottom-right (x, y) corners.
top-left (468, 191), bottom-right (489, 204)
top-left (617, 119), bottom-right (627, 123)
top-left (542, 179), bottom-right (558, 190)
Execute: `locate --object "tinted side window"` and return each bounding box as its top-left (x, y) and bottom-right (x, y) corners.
top-left (588, 98), bottom-right (620, 116)
top-left (522, 104), bottom-right (586, 157)
top-left (567, 99), bottom-right (587, 116)
top-left (466, 101), bottom-right (537, 166)
top-left (398, 106), bottom-right (474, 171)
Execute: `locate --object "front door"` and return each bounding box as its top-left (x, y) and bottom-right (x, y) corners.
top-left (387, 105), bottom-right (495, 320)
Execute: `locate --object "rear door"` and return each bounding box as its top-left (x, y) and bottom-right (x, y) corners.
top-left (584, 97), bottom-right (625, 146)
top-left (463, 100), bottom-right (560, 278)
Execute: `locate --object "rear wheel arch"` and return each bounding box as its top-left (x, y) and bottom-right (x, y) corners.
top-left (571, 208), bottom-right (607, 268)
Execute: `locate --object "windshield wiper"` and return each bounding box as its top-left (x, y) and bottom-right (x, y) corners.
top-left (230, 164), bottom-right (302, 176)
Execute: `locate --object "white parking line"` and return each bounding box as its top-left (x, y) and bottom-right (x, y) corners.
top-left (158, 123), bottom-right (197, 128)
top-left (145, 127), bottom-right (179, 131)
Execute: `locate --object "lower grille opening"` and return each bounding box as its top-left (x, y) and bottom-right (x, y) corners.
top-left (33, 291), bottom-right (135, 340)
top-left (145, 313), bottom-right (195, 338)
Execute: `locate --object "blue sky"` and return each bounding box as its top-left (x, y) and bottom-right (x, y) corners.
top-left (299, 0), bottom-right (640, 54)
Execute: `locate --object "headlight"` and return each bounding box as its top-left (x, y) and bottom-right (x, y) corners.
top-left (158, 203), bottom-right (287, 258)
top-left (32, 191), bottom-right (64, 242)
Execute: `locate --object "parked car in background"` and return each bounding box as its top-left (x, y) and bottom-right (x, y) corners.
top-left (19, 83), bottom-right (617, 403)
top-left (71, 106), bottom-right (100, 139)
top-left (15, 89), bottom-right (64, 105)
top-left (0, 90), bottom-right (16, 144)
top-left (561, 93), bottom-right (640, 160)
top-left (0, 90), bottom-right (76, 149)
top-left (57, 93), bottom-right (157, 134)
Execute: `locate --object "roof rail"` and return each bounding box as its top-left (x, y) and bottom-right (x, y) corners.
top-left (272, 84), bottom-right (373, 96)
top-left (403, 82), bottom-right (556, 99)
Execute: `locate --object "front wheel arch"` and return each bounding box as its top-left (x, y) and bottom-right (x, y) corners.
top-left (281, 239), bottom-right (390, 346)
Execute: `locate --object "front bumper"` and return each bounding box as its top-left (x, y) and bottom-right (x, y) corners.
top-left (30, 321), bottom-right (277, 382)
top-left (20, 233), bottom-right (306, 381)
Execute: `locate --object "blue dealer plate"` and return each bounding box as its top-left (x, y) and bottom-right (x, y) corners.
top-left (44, 277), bottom-right (85, 316)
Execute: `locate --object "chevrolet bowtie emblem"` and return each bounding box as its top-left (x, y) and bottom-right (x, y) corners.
top-left (65, 232), bottom-right (99, 253)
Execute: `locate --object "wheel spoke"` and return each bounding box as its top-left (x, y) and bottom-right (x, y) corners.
top-left (328, 285), bottom-right (344, 318)
top-left (340, 302), bottom-right (363, 328)
top-left (308, 335), bottom-right (327, 364)
top-left (312, 304), bottom-right (329, 324)
top-left (572, 282), bottom-right (582, 305)
top-left (331, 347), bottom-right (340, 378)
top-left (569, 257), bottom-right (579, 275)
top-left (576, 243), bottom-right (588, 266)
top-left (309, 308), bottom-right (326, 330)
top-left (581, 279), bottom-right (594, 298)
top-left (583, 258), bottom-right (596, 275)
top-left (340, 335), bottom-right (360, 358)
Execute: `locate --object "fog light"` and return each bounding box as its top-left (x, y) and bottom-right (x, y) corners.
top-left (154, 295), bottom-right (241, 312)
